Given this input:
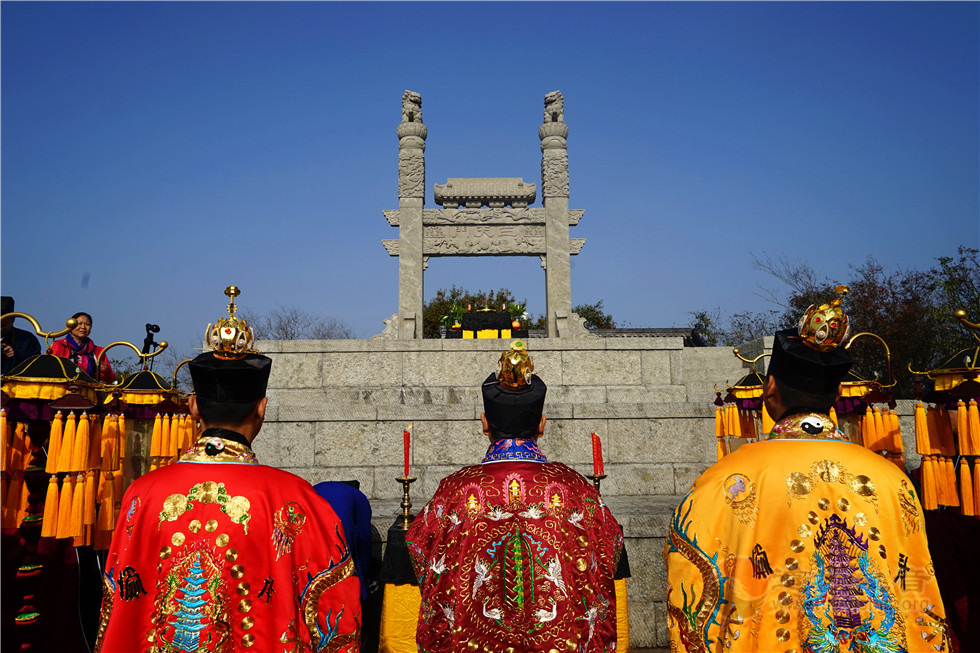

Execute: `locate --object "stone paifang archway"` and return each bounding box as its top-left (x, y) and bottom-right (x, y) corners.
top-left (377, 90), bottom-right (591, 339)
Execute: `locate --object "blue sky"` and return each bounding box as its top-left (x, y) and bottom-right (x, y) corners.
top-left (2, 1), bottom-right (977, 362)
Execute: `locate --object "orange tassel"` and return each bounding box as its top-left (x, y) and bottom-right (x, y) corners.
top-left (45, 412), bottom-right (64, 474)
top-left (149, 414), bottom-right (162, 458)
top-left (56, 475), bottom-right (75, 539)
top-left (960, 462), bottom-right (975, 516)
top-left (70, 413), bottom-right (90, 473)
top-left (716, 438), bottom-right (728, 461)
top-left (957, 401), bottom-right (969, 456)
top-left (21, 425), bottom-right (34, 469)
top-left (921, 457), bottom-right (935, 510)
top-left (872, 407), bottom-right (886, 451)
top-left (944, 457), bottom-right (960, 507)
top-left (96, 472), bottom-right (116, 532)
top-left (69, 472), bottom-right (85, 539)
top-left (56, 412), bottom-right (76, 473)
top-left (0, 409), bottom-right (7, 472)
top-left (117, 415), bottom-right (126, 462)
top-left (8, 423), bottom-right (25, 471)
top-left (762, 403), bottom-right (775, 435)
top-left (160, 414), bottom-right (171, 462)
top-left (914, 402), bottom-right (928, 455)
top-left (968, 400), bottom-right (980, 456)
top-left (41, 475), bottom-right (60, 537)
top-left (0, 474), bottom-right (7, 526)
top-left (83, 470), bottom-right (97, 526)
top-left (888, 410), bottom-right (903, 453)
top-left (168, 413), bottom-right (180, 458)
top-left (828, 406), bottom-right (839, 428)
top-left (974, 459), bottom-right (980, 519)
top-left (859, 407), bottom-right (870, 448)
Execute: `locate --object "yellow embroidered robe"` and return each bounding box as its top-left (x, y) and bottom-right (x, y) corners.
top-left (665, 412), bottom-right (950, 653)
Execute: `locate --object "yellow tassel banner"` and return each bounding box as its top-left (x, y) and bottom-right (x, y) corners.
top-left (96, 472), bottom-right (116, 532)
top-left (168, 414), bottom-right (180, 458)
top-left (968, 400), bottom-right (980, 456)
top-left (872, 407), bottom-right (886, 451)
top-left (69, 473), bottom-right (85, 539)
top-left (45, 412), bottom-right (64, 474)
top-left (41, 475), bottom-right (59, 537)
top-left (0, 409), bottom-right (7, 473)
top-left (70, 413), bottom-right (90, 473)
top-left (974, 459), bottom-right (980, 519)
top-left (117, 415), bottom-right (126, 461)
top-left (944, 457), bottom-right (960, 508)
top-left (149, 414), bottom-right (162, 457)
top-left (888, 410), bottom-right (903, 453)
top-left (957, 401), bottom-right (969, 456)
top-left (160, 415), bottom-right (171, 461)
top-left (960, 462), bottom-right (975, 516)
top-left (762, 403), bottom-right (775, 435)
top-left (56, 412), bottom-right (76, 473)
top-left (921, 457), bottom-right (936, 511)
top-left (55, 475), bottom-right (74, 539)
top-left (914, 402), bottom-right (928, 455)
top-left (8, 423), bottom-right (25, 471)
top-left (83, 470), bottom-right (97, 526)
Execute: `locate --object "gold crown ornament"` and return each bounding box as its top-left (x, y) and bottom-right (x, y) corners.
top-left (205, 286), bottom-right (255, 359)
top-left (797, 285), bottom-right (850, 352)
top-left (496, 341), bottom-right (534, 391)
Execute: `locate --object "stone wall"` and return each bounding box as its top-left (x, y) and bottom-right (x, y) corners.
top-left (253, 336), bottom-right (922, 648)
top-left (253, 336), bottom-right (749, 648)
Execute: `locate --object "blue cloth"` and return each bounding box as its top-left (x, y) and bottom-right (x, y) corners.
top-left (313, 481), bottom-right (372, 601)
top-left (481, 437), bottom-right (547, 463)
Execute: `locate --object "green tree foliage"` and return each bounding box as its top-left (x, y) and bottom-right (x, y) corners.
top-left (690, 247), bottom-right (980, 398)
top-left (422, 287), bottom-right (525, 339)
top-left (573, 300), bottom-right (616, 330)
top-left (423, 289), bottom-right (619, 336)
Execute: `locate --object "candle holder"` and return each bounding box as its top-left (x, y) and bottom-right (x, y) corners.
top-left (587, 473), bottom-right (606, 494)
top-left (396, 475), bottom-right (417, 529)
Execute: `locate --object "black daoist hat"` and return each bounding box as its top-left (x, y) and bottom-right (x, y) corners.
top-left (188, 286), bottom-right (271, 403)
top-left (482, 341), bottom-right (547, 435)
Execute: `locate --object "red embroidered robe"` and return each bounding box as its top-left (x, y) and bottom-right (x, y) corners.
top-left (407, 441), bottom-right (623, 652)
top-left (95, 433), bottom-right (361, 652)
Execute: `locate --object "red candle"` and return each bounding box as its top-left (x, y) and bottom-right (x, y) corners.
top-left (403, 426), bottom-right (411, 477)
top-left (591, 432), bottom-right (604, 476)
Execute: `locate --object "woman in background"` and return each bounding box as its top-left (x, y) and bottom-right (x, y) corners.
top-left (50, 311), bottom-right (115, 382)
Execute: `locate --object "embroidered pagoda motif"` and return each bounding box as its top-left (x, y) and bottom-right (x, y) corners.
top-left (802, 514), bottom-right (904, 652)
top-left (157, 543), bottom-right (229, 652)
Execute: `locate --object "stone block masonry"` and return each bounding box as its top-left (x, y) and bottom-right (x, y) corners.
top-left (256, 335), bottom-right (749, 648)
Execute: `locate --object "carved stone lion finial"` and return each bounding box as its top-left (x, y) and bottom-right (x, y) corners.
top-left (543, 90), bottom-right (564, 124)
top-left (402, 90), bottom-right (423, 124)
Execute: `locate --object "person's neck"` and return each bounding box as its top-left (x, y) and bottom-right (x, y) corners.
top-left (202, 424), bottom-right (257, 444)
